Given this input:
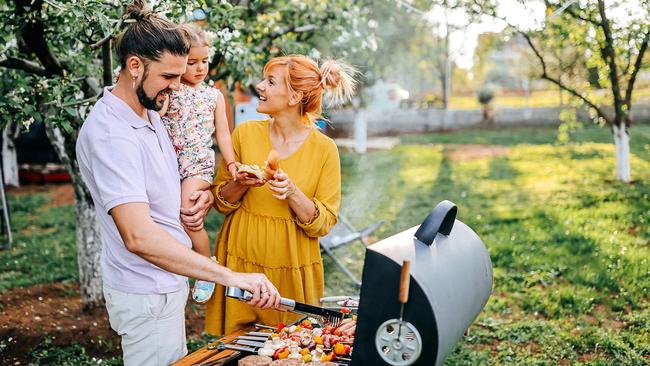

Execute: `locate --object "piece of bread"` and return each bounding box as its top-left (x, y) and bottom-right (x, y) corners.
top-left (237, 149), bottom-right (280, 181)
top-left (238, 355), bottom-right (273, 366)
top-left (237, 164), bottom-right (266, 180)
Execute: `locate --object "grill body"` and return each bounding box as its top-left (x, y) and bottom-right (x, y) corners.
top-left (351, 201), bottom-right (493, 366)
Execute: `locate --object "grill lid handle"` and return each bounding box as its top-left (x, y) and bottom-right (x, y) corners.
top-left (415, 200), bottom-right (457, 246)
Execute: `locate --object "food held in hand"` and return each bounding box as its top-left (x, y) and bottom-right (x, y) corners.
top-left (263, 149), bottom-right (280, 179)
top-left (238, 149), bottom-right (280, 181)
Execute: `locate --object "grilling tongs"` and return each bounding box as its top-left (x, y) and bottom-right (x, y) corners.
top-left (225, 287), bottom-right (344, 326)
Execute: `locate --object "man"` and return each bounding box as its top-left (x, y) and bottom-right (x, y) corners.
top-left (76, 3), bottom-right (280, 365)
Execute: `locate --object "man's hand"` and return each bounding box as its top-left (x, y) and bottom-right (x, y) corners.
top-left (181, 190), bottom-right (214, 231)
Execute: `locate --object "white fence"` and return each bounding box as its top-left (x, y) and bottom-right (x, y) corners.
top-left (329, 104), bottom-right (650, 136)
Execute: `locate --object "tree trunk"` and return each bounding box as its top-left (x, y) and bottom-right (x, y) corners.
top-left (2, 121), bottom-right (20, 187)
top-left (353, 108), bottom-right (367, 153)
top-left (43, 123), bottom-right (103, 310)
top-left (612, 123), bottom-right (631, 183)
top-left (74, 186), bottom-right (103, 310)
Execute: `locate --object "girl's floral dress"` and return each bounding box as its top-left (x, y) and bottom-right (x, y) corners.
top-left (162, 83), bottom-right (220, 182)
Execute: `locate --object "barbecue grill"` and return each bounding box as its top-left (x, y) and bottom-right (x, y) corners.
top-left (352, 200), bottom-right (493, 366)
top-left (174, 200), bottom-right (493, 366)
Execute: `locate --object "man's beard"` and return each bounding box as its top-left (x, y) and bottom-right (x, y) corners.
top-left (135, 73), bottom-right (169, 111)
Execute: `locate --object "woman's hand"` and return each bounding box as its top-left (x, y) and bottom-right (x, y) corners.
top-left (180, 190), bottom-right (214, 231)
top-left (268, 168), bottom-right (297, 200)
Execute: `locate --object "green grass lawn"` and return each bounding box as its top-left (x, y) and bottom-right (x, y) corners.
top-left (1, 124), bottom-right (649, 365)
top-left (328, 124), bottom-right (650, 365)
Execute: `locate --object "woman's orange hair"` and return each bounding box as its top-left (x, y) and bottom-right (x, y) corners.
top-left (263, 55), bottom-right (356, 126)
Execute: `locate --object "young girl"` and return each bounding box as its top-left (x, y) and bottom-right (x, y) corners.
top-left (161, 23), bottom-right (238, 303)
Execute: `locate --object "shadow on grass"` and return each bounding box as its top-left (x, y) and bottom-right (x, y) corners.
top-left (488, 156), bottom-right (519, 181)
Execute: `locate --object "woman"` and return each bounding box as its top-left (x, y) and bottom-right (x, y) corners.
top-left (205, 55), bottom-right (356, 335)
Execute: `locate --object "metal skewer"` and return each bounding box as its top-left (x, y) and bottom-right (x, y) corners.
top-left (397, 259), bottom-right (411, 340)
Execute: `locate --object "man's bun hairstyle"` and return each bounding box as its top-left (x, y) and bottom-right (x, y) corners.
top-left (115, 0), bottom-right (189, 68)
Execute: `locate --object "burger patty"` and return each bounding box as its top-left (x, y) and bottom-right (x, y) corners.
top-left (237, 355), bottom-right (273, 366)
top-left (268, 360), bottom-right (305, 366)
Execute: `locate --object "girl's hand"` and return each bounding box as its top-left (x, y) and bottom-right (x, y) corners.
top-left (233, 162), bottom-right (265, 187)
top-left (227, 162), bottom-right (239, 181)
top-left (268, 168), bottom-right (296, 200)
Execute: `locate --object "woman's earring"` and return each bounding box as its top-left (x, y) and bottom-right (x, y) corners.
top-left (132, 75), bottom-right (137, 89)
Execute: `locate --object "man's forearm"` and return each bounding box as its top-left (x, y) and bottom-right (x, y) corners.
top-left (111, 202), bottom-right (282, 308)
top-left (112, 203), bottom-right (235, 285)
top-left (132, 223), bottom-right (235, 284)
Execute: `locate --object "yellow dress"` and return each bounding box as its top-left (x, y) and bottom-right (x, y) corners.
top-left (205, 119), bottom-right (341, 335)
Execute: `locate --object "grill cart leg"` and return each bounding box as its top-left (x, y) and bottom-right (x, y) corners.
top-left (321, 244), bottom-right (362, 287)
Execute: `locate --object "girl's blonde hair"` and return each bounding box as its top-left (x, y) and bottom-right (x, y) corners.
top-left (263, 55), bottom-right (357, 126)
top-left (182, 23), bottom-right (212, 48)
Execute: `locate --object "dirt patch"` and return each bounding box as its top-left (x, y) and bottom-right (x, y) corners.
top-left (443, 144), bottom-right (510, 161)
top-left (625, 225), bottom-right (640, 236)
top-left (586, 304), bottom-right (629, 330)
top-left (7, 183), bottom-right (75, 208)
top-left (0, 283), bottom-right (207, 365)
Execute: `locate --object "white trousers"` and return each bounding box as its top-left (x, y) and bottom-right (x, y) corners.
top-left (103, 283), bottom-right (189, 366)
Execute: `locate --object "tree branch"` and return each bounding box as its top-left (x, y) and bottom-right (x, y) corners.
top-left (518, 30), bottom-right (610, 123)
top-left (622, 31), bottom-right (634, 76)
top-left (0, 57), bottom-right (48, 76)
top-left (84, 77), bottom-right (102, 96)
top-left (555, 0), bottom-right (599, 26)
top-left (254, 23), bottom-right (319, 52)
top-left (90, 21), bottom-right (122, 50)
top-left (597, 0), bottom-right (623, 124)
top-left (624, 30), bottom-right (649, 109)
top-left (470, 0), bottom-right (603, 117)
top-left (46, 95), bottom-right (99, 108)
top-left (90, 12), bottom-right (124, 50)
top-left (14, 0), bottom-right (65, 76)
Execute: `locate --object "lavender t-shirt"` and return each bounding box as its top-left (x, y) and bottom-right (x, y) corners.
top-left (76, 87), bottom-right (191, 294)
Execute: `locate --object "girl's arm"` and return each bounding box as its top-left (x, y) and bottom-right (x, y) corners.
top-left (213, 91), bottom-right (237, 178)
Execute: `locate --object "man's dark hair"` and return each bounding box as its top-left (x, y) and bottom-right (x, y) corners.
top-left (115, 0), bottom-right (189, 68)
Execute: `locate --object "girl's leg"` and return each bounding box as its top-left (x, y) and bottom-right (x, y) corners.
top-left (182, 178), bottom-right (217, 304)
top-left (181, 178), bottom-right (211, 257)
